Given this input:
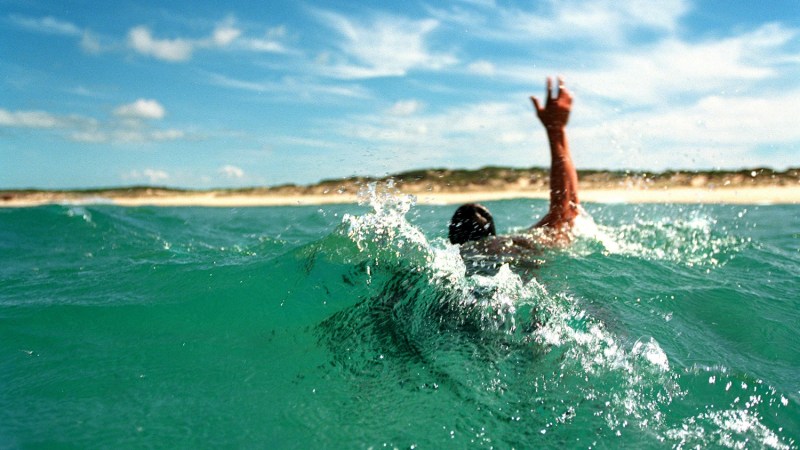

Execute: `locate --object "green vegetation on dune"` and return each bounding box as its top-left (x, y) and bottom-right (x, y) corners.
top-left (1, 167), bottom-right (798, 201)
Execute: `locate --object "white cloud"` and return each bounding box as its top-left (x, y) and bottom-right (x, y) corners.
top-left (143, 169), bottom-right (169, 182)
top-left (9, 15), bottom-right (108, 55)
top-left (605, 92), bottom-right (800, 148)
top-left (388, 100), bottom-right (424, 116)
top-left (80, 31), bottom-right (102, 54)
top-left (462, 22), bottom-right (795, 111)
top-left (150, 129), bottom-right (185, 140)
top-left (429, 0), bottom-right (689, 45)
top-left (125, 169), bottom-right (170, 184)
top-left (69, 128), bottom-right (185, 144)
top-left (568, 23), bottom-right (794, 106)
top-left (128, 26), bottom-right (194, 62)
top-left (330, 77), bottom-right (800, 173)
top-left (576, 86), bottom-right (800, 170)
top-left (457, 0), bottom-right (497, 7)
top-left (126, 17), bottom-right (292, 62)
top-left (0, 108), bottom-right (64, 128)
top-left (330, 100), bottom-right (540, 170)
top-left (1, 103), bottom-right (187, 144)
top-left (9, 15), bottom-right (82, 36)
top-left (210, 18), bottom-right (241, 46)
top-left (207, 73), bottom-right (371, 99)
top-left (69, 131), bottom-right (107, 143)
top-left (467, 60), bottom-right (496, 76)
top-left (207, 19), bottom-right (293, 53)
top-left (312, 9), bottom-right (457, 79)
top-left (68, 86), bottom-right (107, 98)
top-left (113, 99), bottom-right (166, 120)
top-left (219, 165), bottom-right (245, 178)
top-left (240, 37), bottom-right (287, 53)
top-left (11, 14), bottom-right (275, 61)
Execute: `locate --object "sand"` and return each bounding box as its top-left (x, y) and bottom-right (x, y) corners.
top-left (2, 185), bottom-right (800, 207)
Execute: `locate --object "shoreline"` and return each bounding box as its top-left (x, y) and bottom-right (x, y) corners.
top-left (2, 185), bottom-right (799, 207)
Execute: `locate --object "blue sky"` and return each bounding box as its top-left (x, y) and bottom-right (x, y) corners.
top-left (2, 0), bottom-right (799, 189)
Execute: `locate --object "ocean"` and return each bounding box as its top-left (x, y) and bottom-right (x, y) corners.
top-left (1, 189), bottom-right (798, 449)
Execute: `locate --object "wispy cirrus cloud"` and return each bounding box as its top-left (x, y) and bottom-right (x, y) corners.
top-left (433, 0), bottom-right (797, 110)
top-left (475, 26), bottom-right (793, 110)
top-left (8, 14), bottom-right (105, 54)
top-left (123, 1), bottom-right (798, 173)
top-left (207, 72), bottom-right (372, 100)
top-left (8, 15), bottom-right (82, 35)
top-left (427, 0), bottom-right (689, 45)
top-left (237, 25), bottom-right (290, 53)
top-left (568, 23), bottom-right (796, 107)
top-left (70, 128), bottom-right (186, 144)
top-left (310, 9), bottom-right (457, 79)
top-left (327, 100), bottom-right (539, 173)
top-left (498, 0), bottom-right (688, 43)
top-left (449, 22), bottom-right (798, 132)
top-left (328, 78), bottom-right (800, 173)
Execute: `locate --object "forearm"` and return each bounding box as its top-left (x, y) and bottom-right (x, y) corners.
top-left (547, 128), bottom-right (579, 210)
top-left (535, 127), bottom-right (579, 230)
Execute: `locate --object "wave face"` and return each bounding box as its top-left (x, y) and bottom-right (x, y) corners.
top-left (1, 195), bottom-right (798, 448)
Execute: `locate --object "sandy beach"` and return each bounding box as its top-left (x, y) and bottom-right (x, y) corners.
top-left (2, 185), bottom-right (800, 207)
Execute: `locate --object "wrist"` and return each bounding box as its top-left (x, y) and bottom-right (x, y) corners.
top-left (546, 127), bottom-right (567, 146)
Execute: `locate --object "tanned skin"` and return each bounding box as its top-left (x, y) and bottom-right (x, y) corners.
top-left (450, 77), bottom-right (580, 255)
top-left (530, 77), bottom-right (579, 241)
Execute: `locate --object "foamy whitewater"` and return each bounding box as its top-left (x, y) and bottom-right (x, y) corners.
top-left (1, 185), bottom-right (798, 448)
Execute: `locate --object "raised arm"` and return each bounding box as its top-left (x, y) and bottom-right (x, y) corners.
top-left (530, 77), bottom-right (580, 238)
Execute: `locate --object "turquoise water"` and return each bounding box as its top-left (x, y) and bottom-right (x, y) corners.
top-left (1, 191), bottom-right (798, 448)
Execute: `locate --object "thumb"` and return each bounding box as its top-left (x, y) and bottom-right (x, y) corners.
top-left (530, 96), bottom-right (541, 112)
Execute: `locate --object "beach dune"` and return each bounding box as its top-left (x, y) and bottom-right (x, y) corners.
top-left (2, 168), bottom-right (798, 207)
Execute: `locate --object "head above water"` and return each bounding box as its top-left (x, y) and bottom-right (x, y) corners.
top-left (448, 203), bottom-right (496, 245)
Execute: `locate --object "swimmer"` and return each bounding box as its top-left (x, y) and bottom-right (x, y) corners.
top-left (449, 77), bottom-right (579, 255)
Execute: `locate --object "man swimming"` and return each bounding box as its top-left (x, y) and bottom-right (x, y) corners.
top-left (449, 77), bottom-right (579, 255)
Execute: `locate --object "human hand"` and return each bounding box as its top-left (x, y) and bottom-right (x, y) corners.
top-left (530, 77), bottom-right (572, 131)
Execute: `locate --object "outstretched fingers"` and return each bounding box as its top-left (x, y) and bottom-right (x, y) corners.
top-left (556, 76), bottom-right (570, 100)
top-left (531, 77), bottom-right (554, 113)
top-left (530, 95), bottom-right (542, 113)
top-left (533, 76), bottom-right (573, 123)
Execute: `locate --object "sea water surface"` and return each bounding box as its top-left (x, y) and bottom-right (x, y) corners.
top-left (1, 189), bottom-right (798, 448)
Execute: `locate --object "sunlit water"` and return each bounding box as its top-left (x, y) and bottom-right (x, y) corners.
top-left (1, 189), bottom-right (798, 448)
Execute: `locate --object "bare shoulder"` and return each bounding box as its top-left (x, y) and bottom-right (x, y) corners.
top-left (459, 234), bottom-right (546, 277)
top-left (462, 234), bottom-right (546, 257)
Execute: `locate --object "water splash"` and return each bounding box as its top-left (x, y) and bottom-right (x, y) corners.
top-left (314, 187), bottom-right (687, 439)
top-left (572, 207), bottom-right (743, 267)
top-left (65, 205), bottom-right (93, 224)
top-left (338, 182), bottom-right (431, 268)
top-left (305, 187), bottom-right (795, 448)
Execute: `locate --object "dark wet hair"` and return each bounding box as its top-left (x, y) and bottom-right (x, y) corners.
top-left (448, 203), bottom-right (496, 245)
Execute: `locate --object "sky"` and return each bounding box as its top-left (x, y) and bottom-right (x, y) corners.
top-left (1, 0), bottom-right (799, 189)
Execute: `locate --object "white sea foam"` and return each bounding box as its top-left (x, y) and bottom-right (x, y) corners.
top-left (666, 409), bottom-right (790, 449)
top-left (65, 205), bottom-right (93, 224)
top-left (572, 207), bottom-right (741, 267)
top-left (340, 181), bottom-right (432, 268)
